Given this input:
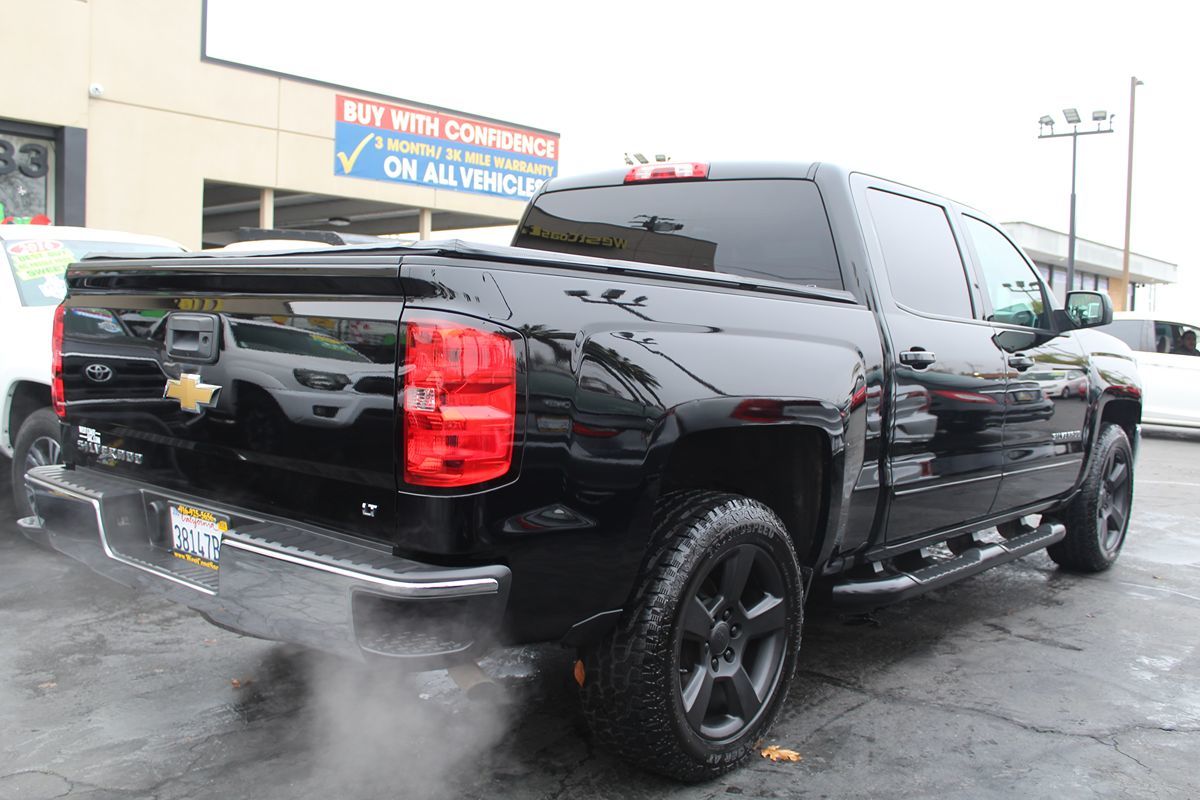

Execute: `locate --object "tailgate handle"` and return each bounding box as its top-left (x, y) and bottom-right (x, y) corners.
top-left (166, 313), bottom-right (219, 362)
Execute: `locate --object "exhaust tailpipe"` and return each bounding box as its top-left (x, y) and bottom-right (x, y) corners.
top-left (447, 661), bottom-right (500, 703)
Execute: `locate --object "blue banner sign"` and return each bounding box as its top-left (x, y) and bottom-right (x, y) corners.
top-left (334, 94), bottom-right (559, 201)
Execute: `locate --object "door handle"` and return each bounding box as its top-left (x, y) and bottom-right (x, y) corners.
top-left (1007, 354), bottom-right (1035, 371)
top-left (899, 350), bottom-right (937, 369)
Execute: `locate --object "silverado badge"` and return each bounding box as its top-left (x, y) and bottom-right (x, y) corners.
top-left (164, 373), bottom-right (221, 413)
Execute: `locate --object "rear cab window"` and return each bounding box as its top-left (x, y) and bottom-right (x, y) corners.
top-left (513, 179), bottom-right (844, 291)
top-left (1100, 320), bottom-right (1149, 351)
top-left (3, 238), bottom-right (182, 306)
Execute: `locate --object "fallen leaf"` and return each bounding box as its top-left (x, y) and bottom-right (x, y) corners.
top-left (230, 678), bottom-right (253, 689)
top-left (760, 745), bottom-right (802, 763)
top-left (202, 639), bottom-right (219, 646)
top-left (38, 681), bottom-right (57, 690)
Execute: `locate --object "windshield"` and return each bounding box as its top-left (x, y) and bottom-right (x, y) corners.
top-left (513, 179), bottom-right (844, 290)
top-left (4, 238), bottom-right (182, 307)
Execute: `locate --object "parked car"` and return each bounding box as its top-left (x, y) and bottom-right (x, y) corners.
top-left (23, 163), bottom-right (1140, 781)
top-left (2, 224), bottom-right (184, 516)
top-left (1027, 366), bottom-right (1088, 399)
top-left (1099, 311), bottom-right (1200, 428)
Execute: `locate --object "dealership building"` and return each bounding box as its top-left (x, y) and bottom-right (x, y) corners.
top-left (1, 0), bottom-right (557, 250)
top-left (0, 0), bottom-right (1176, 309)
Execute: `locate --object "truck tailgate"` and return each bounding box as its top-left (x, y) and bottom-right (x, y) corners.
top-left (58, 254), bottom-right (405, 542)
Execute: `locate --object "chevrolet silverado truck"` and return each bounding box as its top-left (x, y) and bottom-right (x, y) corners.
top-left (21, 162), bottom-right (1141, 781)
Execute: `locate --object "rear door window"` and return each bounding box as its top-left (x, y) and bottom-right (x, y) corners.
top-left (514, 179), bottom-right (843, 290)
top-left (865, 189), bottom-right (974, 319)
top-left (1099, 319), bottom-right (1149, 351)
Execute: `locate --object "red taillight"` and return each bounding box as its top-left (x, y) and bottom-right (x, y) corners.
top-left (51, 304), bottom-right (66, 418)
top-left (402, 318), bottom-right (517, 487)
top-left (624, 162), bottom-right (709, 183)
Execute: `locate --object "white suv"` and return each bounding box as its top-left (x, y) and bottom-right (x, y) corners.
top-left (1099, 311), bottom-right (1200, 428)
top-left (2, 225), bottom-right (184, 515)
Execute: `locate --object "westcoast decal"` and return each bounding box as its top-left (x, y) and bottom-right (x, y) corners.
top-left (334, 94), bottom-right (560, 201)
top-left (521, 225), bottom-right (628, 250)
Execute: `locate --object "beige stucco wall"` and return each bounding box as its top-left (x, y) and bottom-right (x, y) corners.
top-left (0, 0), bottom-right (528, 249)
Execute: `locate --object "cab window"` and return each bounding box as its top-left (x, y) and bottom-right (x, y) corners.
top-left (1156, 320), bottom-right (1200, 356)
top-left (866, 189), bottom-right (974, 319)
top-left (962, 216), bottom-right (1049, 329)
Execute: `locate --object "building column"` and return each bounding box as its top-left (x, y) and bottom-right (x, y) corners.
top-left (418, 208), bottom-right (433, 240)
top-left (259, 188), bottom-right (274, 229)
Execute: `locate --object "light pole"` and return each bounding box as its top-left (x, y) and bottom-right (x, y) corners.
top-left (1038, 108), bottom-right (1114, 295)
top-left (1118, 77), bottom-right (1144, 311)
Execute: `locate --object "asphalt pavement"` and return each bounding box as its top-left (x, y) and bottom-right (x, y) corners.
top-left (3, 428), bottom-right (1199, 799)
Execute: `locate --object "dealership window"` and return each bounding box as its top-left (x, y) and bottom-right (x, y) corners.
top-left (0, 129), bottom-right (54, 221)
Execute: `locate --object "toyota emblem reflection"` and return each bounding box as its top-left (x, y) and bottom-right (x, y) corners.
top-left (84, 363), bottom-right (114, 383)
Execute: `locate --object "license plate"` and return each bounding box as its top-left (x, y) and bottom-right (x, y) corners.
top-left (169, 503), bottom-right (228, 570)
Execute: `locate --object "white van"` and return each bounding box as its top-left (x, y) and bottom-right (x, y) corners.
top-left (1099, 311), bottom-right (1200, 428)
top-left (2, 225), bottom-right (184, 514)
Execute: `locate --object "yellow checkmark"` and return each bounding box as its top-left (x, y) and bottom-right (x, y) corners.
top-left (336, 132), bottom-right (375, 174)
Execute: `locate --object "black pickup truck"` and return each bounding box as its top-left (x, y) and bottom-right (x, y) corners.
top-left (21, 161), bottom-right (1141, 780)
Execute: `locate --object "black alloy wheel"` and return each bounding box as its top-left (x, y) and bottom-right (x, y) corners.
top-left (580, 491), bottom-right (803, 781)
top-left (1095, 444), bottom-right (1132, 558)
top-left (676, 542), bottom-right (788, 742)
top-left (1047, 423), bottom-right (1134, 572)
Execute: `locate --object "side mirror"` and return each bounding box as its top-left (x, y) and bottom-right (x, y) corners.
top-left (1064, 291), bottom-right (1113, 329)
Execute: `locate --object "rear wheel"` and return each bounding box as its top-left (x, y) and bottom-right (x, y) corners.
top-left (580, 491), bottom-right (803, 781)
top-left (11, 408), bottom-right (63, 518)
top-left (1047, 423), bottom-right (1133, 572)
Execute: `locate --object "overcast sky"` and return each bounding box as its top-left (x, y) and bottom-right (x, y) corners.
top-left (206, 0), bottom-right (1196, 315)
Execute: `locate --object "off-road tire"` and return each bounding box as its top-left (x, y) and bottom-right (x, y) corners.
top-left (11, 407), bottom-right (63, 518)
top-left (1047, 423), bottom-right (1133, 572)
top-left (580, 491), bottom-right (803, 782)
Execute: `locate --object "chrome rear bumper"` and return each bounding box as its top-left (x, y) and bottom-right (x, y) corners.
top-left (23, 465), bottom-right (510, 666)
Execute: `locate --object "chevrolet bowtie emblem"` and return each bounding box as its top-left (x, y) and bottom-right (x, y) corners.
top-left (164, 373), bottom-right (221, 413)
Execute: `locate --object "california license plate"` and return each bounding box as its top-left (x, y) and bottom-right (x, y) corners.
top-left (169, 503), bottom-right (228, 570)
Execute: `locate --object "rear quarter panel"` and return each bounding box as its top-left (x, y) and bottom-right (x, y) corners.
top-left (397, 255), bottom-right (884, 642)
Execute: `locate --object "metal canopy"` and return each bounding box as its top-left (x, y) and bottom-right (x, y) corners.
top-left (201, 182), bottom-right (514, 246)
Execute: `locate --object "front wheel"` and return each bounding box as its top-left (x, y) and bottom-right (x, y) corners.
top-left (1047, 423), bottom-right (1134, 572)
top-left (580, 491), bottom-right (803, 782)
top-left (11, 407), bottom-right (64, 518)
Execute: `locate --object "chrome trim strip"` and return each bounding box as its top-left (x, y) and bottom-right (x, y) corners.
top-left (62, 352), bottom-right (166, 365)
top-left (66, 398), bottom-right (169, 406)
top-left (25, 472), bottom-right (218, 596)
top-left (1002, 459), bottom-right (1083, 477)
top-left (220, 538), bottom-right (499, 596)
top-left (894, 471), bottom-right (1001, 497)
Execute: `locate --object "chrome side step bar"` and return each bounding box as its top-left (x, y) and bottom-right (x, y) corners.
top-left (831, 522), bottom-right (1066, 609)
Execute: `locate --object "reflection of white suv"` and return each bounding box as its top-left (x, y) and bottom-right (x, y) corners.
top-left (1100, 311), bottom-right (1200, 428)
top-left (2, 225), bottom-right (184, 515)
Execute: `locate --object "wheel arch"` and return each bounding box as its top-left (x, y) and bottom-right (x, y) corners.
top-left (651, 410), bottom-right (837, 569)
top-left (4, 380), bottom-right (52, 455)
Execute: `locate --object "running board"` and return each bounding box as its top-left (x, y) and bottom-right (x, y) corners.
top-left (831, 522), bottom-right (1066, 609)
